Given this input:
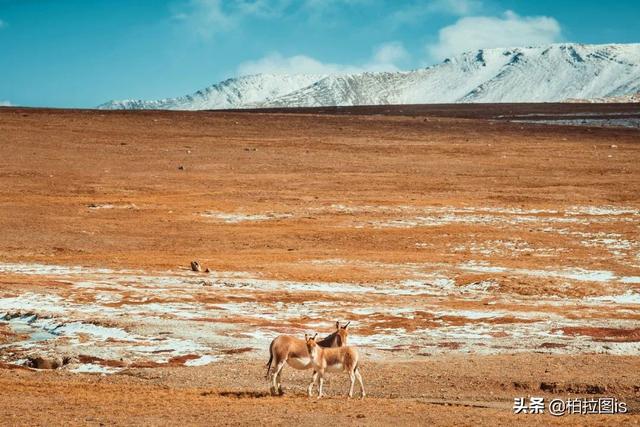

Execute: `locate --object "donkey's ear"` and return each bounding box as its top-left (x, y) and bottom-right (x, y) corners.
top-left (343, 321), bottom-right (351, 329)
top-left (304, 333), bottom-right (308, 341)
top-left (313, 333), bottom-right (318, 340)
top-left (336, 321), bottom-right (340, 330)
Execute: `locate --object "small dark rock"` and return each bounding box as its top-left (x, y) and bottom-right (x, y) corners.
top-left (586, 384), bottom-right (606, 394)
top-left (190, 261), bottom-right (202, 272)
top-left (540, 382), bottom-right (557, 393)
top-left (513, 381), bottom-right (530, 390)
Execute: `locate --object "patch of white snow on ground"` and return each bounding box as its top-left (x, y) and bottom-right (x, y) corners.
top-left (70, 364), bottom-right (121, 374)
top-left (587, 291), bottom-right (640, 305)
top-left (184, 355), bottom-right (219, 366)
top-left (201, 211), bottom-right (292, 223)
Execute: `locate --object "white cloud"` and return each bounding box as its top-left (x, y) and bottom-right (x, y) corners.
top-left (237, 53), bottom-right (360, 75)
top-left (0, 100), bottom-right (12, 107)
top-left (365, 42), bottom-right (409, 71)
top-left (174, 0), bottom-right (234, 38)
top-left (373, 41), bottom-right (409, 64)
top-left (235, 0), bottom-right (292, 17)
top-left (237, 41), bottom-right (409, 76)
top-left (175, 0), bottom-right (290, 38)
top-left (426, 10), bottom-right (562, 61)
top-left (178, 1), bottom-right (484, 39)
top-left (436, 0), bottom-right (481, 15)
top-left (391, 0), bottom-right (481, 25)
top-left (175, 0), bottom-right (381, 38)
top-left (303, 0), bottom-right (371, 10)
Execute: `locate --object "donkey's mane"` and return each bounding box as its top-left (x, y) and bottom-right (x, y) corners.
top-left (316, 330), bottom-right (339, 348)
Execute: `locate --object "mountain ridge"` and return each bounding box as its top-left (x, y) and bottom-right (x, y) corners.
top-left (98, 43), bottom-right (640, 110)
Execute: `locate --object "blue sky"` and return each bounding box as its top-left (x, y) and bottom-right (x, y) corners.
top-left (1, 0), bottom-right (638, 108)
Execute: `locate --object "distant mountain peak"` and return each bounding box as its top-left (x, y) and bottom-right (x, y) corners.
top-left (98, 43), bottom-right (640, 110)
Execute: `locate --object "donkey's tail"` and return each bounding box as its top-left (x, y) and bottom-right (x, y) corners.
top-left (265, 339), bottom-right (274, 379)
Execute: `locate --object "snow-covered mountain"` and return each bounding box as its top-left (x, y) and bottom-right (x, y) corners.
top-left (98, 74), bottom-right (324, 110)
top-left (99, 43), bottom-right (640, 110)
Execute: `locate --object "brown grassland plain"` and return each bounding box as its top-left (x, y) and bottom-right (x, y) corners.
top-left (0, 105), bottom-right (639, 425)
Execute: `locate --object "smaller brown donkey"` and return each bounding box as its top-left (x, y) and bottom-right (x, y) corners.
top-left (305, 333), bottom-right (365, 399)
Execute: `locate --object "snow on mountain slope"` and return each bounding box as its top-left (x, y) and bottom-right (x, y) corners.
top-left (99, 43), bottom-right (640, 110)
top-left (98, 74), bottom-right (324, 110)
top-left (565, 92), bottom-right (640, 103)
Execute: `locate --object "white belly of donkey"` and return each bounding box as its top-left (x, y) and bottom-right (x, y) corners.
top-left (287, 357), bottom-right (312, 369)
top-left (326, 363), bottom-right (344, 372)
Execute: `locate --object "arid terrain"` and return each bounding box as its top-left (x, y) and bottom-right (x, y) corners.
top-left (0, 104), bottom-right (639, 425)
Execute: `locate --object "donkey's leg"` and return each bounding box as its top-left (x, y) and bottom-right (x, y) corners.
top-left (276, 370), bottom-right (282, 394)
top-left (348, 370), bottom-right (356, 398)
top-left (268, 356), bottom-right (277, 395)
top-left (355, 368), bottom-right (365, 398)
top-left (307, 371), bottom-right (319, 397)
top-left (272, 360), bottom-right (286, 396)
top-left (317, 374), bottom-right (325, 399)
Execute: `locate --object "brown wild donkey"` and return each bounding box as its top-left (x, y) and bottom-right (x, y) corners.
top-left (305, 333), bottom-right (365, 399)
top-left (266, 321), bottom-right (350, 395)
